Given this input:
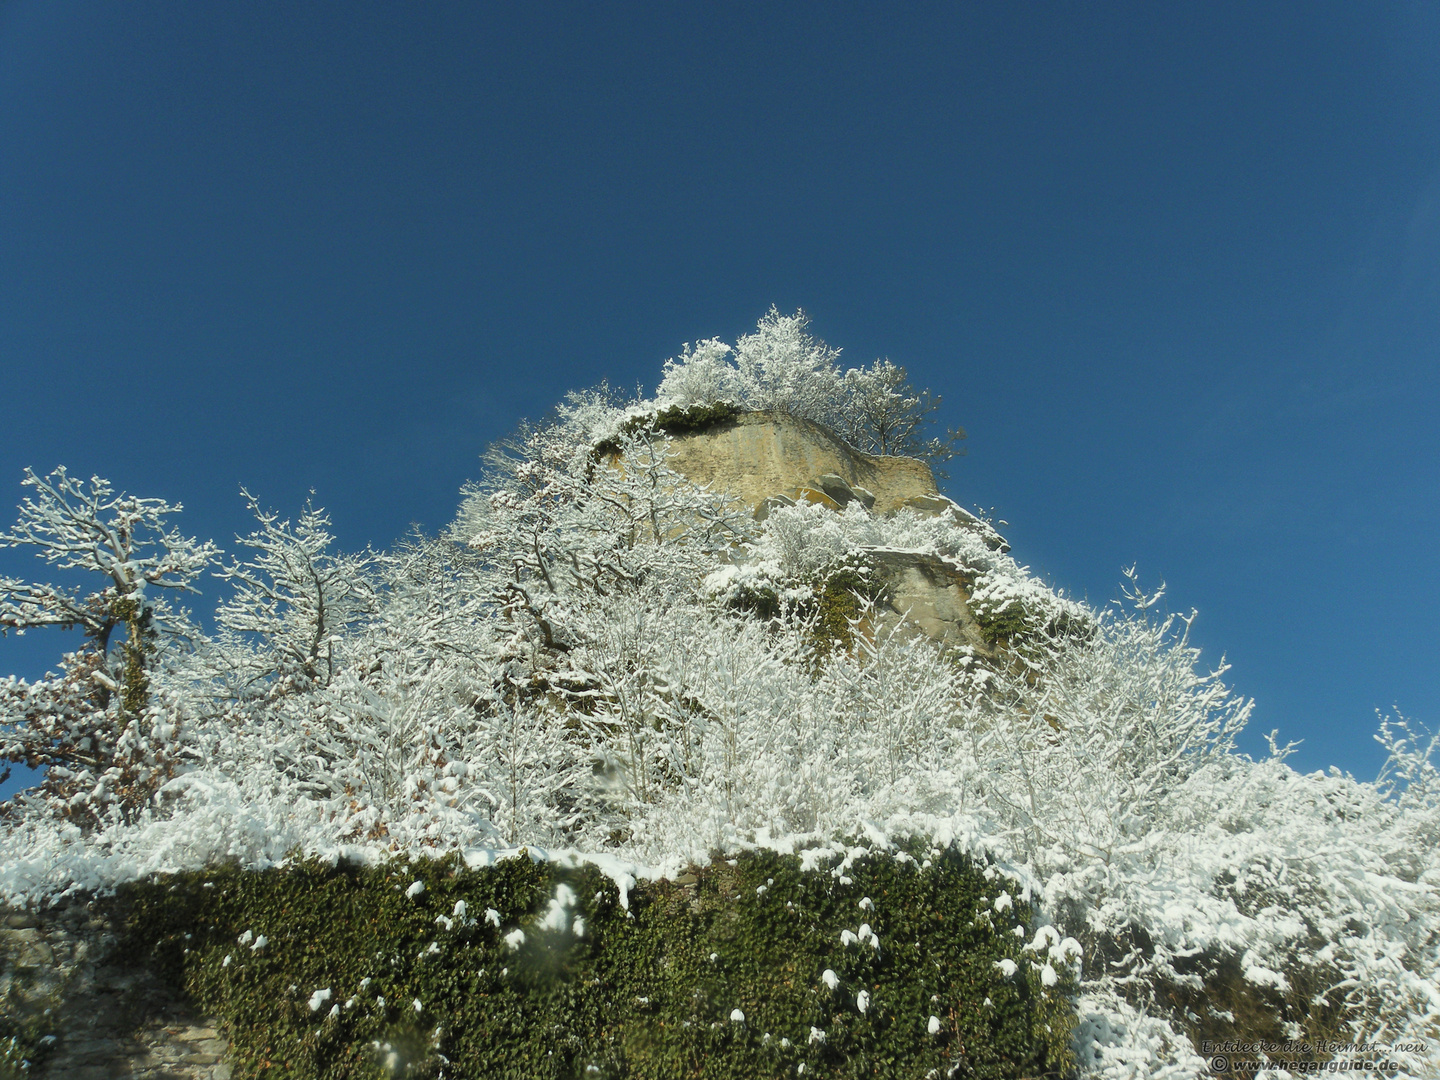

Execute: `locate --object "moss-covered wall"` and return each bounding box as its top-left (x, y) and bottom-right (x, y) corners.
top-left (112, 844), bottom-right (1077, 1079)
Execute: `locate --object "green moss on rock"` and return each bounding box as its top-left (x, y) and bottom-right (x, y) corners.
top-left (593, 402), bottom-right (742, 458)
top-left (650, 401), bottom-right (741, 436)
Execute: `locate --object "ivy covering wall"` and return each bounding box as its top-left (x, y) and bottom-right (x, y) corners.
top-left (118, 844), bottom-right (1077, 1079)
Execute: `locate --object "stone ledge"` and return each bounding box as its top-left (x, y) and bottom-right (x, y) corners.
top-left (863, 549), bottom-right (998, 658)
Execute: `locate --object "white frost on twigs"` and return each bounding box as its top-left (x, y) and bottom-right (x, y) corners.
top-left (1, 325), bottom-right (1437, 1079)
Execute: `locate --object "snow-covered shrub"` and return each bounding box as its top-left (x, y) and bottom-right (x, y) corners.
top-left (656, 337), bottom-right (743, 407)
top-left (968, 593), bottom-right (1440, 1074)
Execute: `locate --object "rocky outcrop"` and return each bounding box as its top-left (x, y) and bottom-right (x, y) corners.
top-left (1, 902), bottom-right (230, 1080)
top-left (650, 410), bottom-right (1013, 653)
top-left (865, 550), bottom-right (996, 657)
top-left (662, 409), bottom-right (938, 514)
top-left (654, 409), bottom-right (1009, 553)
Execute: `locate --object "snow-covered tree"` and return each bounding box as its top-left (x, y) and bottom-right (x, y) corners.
top-left (656, 307), bottom-right (842, 426)
top-left (655, 338), bottom-right (741, 406)
top-left (0, 467), bottom-right (217, 821)
top-left (453, 393), bottom-right (751, 660)
top-left (836, 359), bottom-right (966, 468)
top-left (730, 306), bottom-right (844, 423)
top-left (213, 491), bottom-right (376, 694)
top-left (655, 308), bottom-right (965, 470)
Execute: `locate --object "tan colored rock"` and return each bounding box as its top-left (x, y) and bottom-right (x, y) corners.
top-left (865, 551), bottom-right (996, 658)
top-left (662, 410), bottom-right (937, 514)
top-left (632, 410), bottom-right (1002, 655)
top-left (790, 487), bottom-right (843, 511)
top-left (753, 493), bottom-right (796, 522)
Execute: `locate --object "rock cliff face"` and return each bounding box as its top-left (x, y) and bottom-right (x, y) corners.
top-left (662, 409), bottom-right (938, 514)
top-left (655, 410), bottom-right (1006, 655)
top-left (865, 550), bottom-right (995, 657)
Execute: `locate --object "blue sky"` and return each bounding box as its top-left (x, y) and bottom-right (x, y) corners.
top-left (2, 2), bottom-right (1437, 798)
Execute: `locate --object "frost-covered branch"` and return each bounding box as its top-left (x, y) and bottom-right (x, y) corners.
top-left (0, 467), bottom-right (217, 823)
top-left (214, 491), bottom-right (376, 692)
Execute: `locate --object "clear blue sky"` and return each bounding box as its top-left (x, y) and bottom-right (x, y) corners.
top-left (2, 3), bottom-right (1437, 798)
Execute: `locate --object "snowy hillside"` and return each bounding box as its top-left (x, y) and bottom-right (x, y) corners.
top-left (2, 311), bottom-right (1437, 1079)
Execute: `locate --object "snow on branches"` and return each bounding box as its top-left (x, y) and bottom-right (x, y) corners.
top-left (0, 467), bottom-right (217, 822)
top-left (214, 491), bottom-right (376, 693)
top-left (1, 320), bottom-right (1438, 1077)
top-left (656, 307), bottom-right (965, 467)
top-left (0, 466), bottom-right (216, 644)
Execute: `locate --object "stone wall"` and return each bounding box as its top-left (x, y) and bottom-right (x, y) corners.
top-left (1, 901), bottom-right (229, 1080)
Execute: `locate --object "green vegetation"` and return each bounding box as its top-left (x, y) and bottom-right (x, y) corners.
top-left (727, 583), bottom-right (782, 623)
top-left (116, 844), bottom-right (1076, 1079)
top-left (970, 598), bottom-right (1092, 654)
top-left (110, 592), bottom-right (157, 719)
top-left (1139, 864), bottom-right (1361, 1064)
top-left (804, 559), bottom-right (889, 657)
top-left (593, 401), bottom-right (741, 458)
top-left (0, 1037), bottom-right (35, 1080)
top-left (971, 601), bottom-right (1029, 649)
top-left (1156, 949), bottom-right (1350, 1068)
top-left (648, 401), bottom-right (741, 436)
top-left (722, 556), bottom-right (892, 658)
